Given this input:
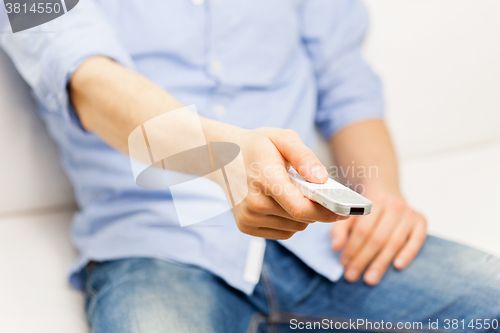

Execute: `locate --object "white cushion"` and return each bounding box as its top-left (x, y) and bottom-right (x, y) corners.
top-left (0, 211), bottom-right (87, 333)
top-left (401, 142), bottom-right (500, 257)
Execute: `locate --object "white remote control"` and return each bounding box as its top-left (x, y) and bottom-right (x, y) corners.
top-left (287, 167), bottom-right (373, 216)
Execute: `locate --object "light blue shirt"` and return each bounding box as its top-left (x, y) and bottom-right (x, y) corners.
top-left (0, 0), bottom-right (383, 294)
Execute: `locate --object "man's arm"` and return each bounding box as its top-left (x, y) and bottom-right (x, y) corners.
top-left (330, 120), bottom-right (427, 285)
top-left (70, 57), bottom-right (347, 239)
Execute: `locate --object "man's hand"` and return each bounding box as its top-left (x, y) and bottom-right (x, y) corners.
top-left (233, 128), bottom-right (348, 240)
top-left (330, 191), bottom-right (427, 285)
top-left (328, 120), bottom-right (427, 285)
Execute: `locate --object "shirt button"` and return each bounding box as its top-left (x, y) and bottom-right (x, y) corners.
top-left (192, 0), bottom-right (204, 5)
top-left (215, 105), bottom-right (226, 116)
top-left (211, 59), bottom-right (222, 72)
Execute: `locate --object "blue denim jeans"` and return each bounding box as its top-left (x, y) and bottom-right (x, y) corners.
top-left (84, 236), bottom-right (500, 332)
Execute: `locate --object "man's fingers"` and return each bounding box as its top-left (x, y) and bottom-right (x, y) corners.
top-left (264, 170), bottom-right (345, 223)
top-left (393, 218), bottom-right (427, 270)
top-left (343, 211), bottom-right (398, 283)
top-left (362, 211), bottom-right (417, 285)
top-left (330, 218), bottom-right (354, 251)
top-left (250, 194), bottom-right (316, 223)
top-left (267, 130), bottom-right (328, 184)
top-left (258, 216), bottom-right (309, 232)
top-left (340, 209), bottom-right (381, 266)
top-left (246, 227), bottom-right (297, 240)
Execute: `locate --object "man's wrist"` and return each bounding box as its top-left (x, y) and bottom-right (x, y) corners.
top-left (361, 181), bottom-right (403, 201)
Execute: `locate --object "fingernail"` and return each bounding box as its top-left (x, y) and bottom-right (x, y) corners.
top-left (365, 270), bottom-right (380, 285)
top-left (345, 268), bottom-right (360, 282)
top-left (394, 257), bottom-right (406, 269)
top-left (311, 165), bottom-right (328, 180)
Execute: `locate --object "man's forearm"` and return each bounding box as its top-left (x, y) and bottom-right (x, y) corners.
top-left (329, 119), bottom-right (401, 197)
top-left (69, 56), bottom-right (239, 157)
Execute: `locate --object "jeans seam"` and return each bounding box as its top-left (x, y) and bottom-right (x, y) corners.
top-left (260, 265), bottom-right (284, 333)
top-left (90, 260), bottom-right (137, 300)
top-left (85, 266), bottom-right (98, 298)
top-left (245, 313), bottom-right (267, 333)
top-left (261, 266), bottom-right (279, 313)
top-left (85, 266), bottom-right (99, 333)
top-left (260, 265), bottom-right (280, 315)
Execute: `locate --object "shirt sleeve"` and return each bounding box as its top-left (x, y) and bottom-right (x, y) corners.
top-left (301, 0), bottom-right (384, 139)
top-left (0, 1), bottom-right (134, 126)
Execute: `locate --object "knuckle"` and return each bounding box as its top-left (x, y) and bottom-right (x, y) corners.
top-left (283, 129), bottom-right (300, 139)
top-left (258, 126), bottom-right (273, 133)
top-left (370, 235), bottom-right (385, 248)
top-left (419, 214), bottom-right (428, 227)
top-left (328, 213), bottom-right (342, 222)
top-left (236, 223), bottom-right (253, 236)
top-left (350, 262), bottom-right (363, 272)
top-left (416, 232), bottom-right (428, 243)
top-left (355, 224), bottom-right (371, 238)
top-left (279, 231), bottom-right (296, 240)
top-left (238, 208), bottom-right (256, 227)
top-left (256, 173), bottom-right (271, 188)
top-left (390, 198), bottom-right (406, 213)
top-left (319, 212), bottom-right (337, 223)
top-left (240, 205), bottom-right (253, 218)
top-left (369, 262), bottom-right (384, 272)
top-left (371, 192), bottom-right (386, 205)
top-left (294, 223), bottom-right (308, 232)
top-left (389, 237), bottom-right (405, 251)
top-left (295, 150), bottom-right (314, 167)
top-left (247, 196), bottom-right (267, 213)
top-left (406, 208), bottom-right (417, 220)
top-left (289, 202), bottom-right (306, 220)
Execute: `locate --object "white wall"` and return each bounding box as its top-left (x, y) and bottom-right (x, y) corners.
top-left (364, 0), bottom-right (500, 158)
top-left (364, 0), bottom-right (500, 255)
top-left (366, 0), bottom-right (500, 156)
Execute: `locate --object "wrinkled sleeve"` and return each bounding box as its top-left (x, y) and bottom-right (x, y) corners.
top-left (301, 0), bottom-right (384, 139)
top-left (0, 1), bottom-right (134, 125)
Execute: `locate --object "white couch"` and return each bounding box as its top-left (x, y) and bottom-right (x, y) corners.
top-left (1, 1), bottom-right (499, 332)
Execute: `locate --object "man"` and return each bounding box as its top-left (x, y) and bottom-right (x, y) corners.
top-left (1, 1), bottom-right (499, 332)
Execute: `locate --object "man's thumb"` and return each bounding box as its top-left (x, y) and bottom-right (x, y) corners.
top-left (269, 130), bottom-right (329, 184)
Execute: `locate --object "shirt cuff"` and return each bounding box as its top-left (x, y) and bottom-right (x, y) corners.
top-left (32, 6), bottom-right (134, 129)
top-left (40, 40), bottom-right (133, 130)
top-left (316, 99), bottom-right (385, 139)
